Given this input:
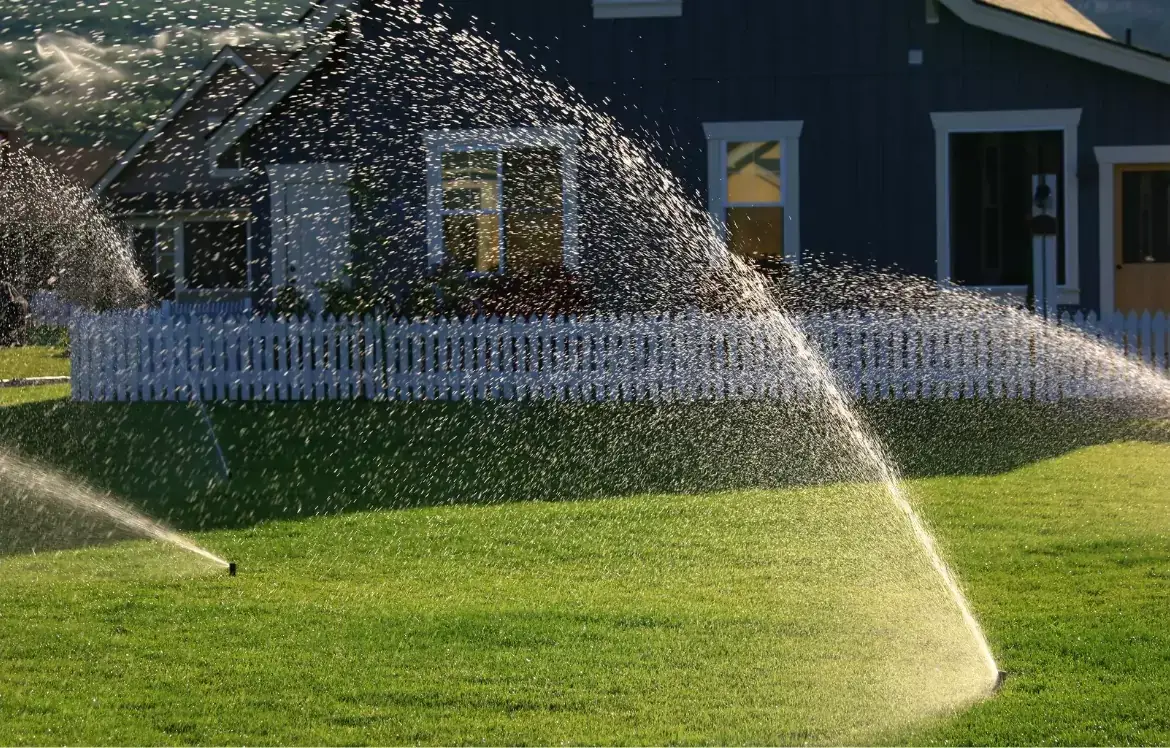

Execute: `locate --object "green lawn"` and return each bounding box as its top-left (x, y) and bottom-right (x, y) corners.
top-left (0, 345), bottom-right (70, 381)
top-left (0, 380), bottom-right (1167, 744)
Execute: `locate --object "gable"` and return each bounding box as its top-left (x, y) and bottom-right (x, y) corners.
top-left (95, 47), bottom-right (268, 194)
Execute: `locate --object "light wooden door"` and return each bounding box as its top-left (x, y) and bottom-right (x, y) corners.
top-left (1115, 163), bottom-right (1170, 313)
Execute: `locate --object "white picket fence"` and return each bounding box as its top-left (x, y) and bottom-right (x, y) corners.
top-left (68, 309), bottom-right (1170, 403)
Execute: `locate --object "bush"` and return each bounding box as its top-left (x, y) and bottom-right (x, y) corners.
top-left (321, 261), bottom-right (593, 320)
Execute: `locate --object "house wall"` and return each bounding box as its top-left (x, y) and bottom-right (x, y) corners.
top-left (247, 0), bottom-right (1170, 312)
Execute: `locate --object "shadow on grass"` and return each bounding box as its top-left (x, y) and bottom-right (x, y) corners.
top-left (1, 397), bottom-right (1167, 553)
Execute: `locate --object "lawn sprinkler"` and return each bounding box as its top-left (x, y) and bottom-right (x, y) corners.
top-left (994, 670), bottom-right (1007, 692)
top-left (228, 562), bottom-right (237, 577)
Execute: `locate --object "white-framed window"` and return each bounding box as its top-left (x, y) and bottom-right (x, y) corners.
top-left (704, 121), bottom-right (803, 266)
top-left (931, 109), bottom-right (1081, 305)
top-left (424, 126), bottom-right (580, 274)
top-left (593, 0), bottom-right (682, 19)
top-left (126, 213), bottom-right (251, 299)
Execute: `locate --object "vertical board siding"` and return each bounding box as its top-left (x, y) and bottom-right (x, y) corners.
top-left (71, 309), bottom-right (1170, 403)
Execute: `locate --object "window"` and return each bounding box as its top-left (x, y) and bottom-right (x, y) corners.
top-left (593, 0), bottom-right (682, 18)
top-left (704, 121), bottom-right (803, 267)
top-left (930, 109), bottom-right (1081, 305)
top-left (1120, 169), bottom-right (1170, 264)
top-left (129, 225), bottom-right (177, 299)
top-left (948, 130), bottom-right (1065, 287)
top-left (184, 220), bottom-right (249, 290)
top-left (426, 127), bottom-right (579, 273)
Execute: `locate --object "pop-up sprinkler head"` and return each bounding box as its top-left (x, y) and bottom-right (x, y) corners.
top-left (228, 562), bottom-right (237, 577)
top-left (994, 670), bottom-right (1007, 692)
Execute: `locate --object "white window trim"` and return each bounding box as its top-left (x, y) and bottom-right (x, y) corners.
top-left (1094, 145), bottom-right (1170, 316)
top-left (126, 212), bottom-right (253, 297)
top-left (930, 109), bottom-right (1082, 305)
top-left (703, 120), bottom-right (803, 264)
top-left (423, 126), bottom-right (580, 272)
top-left (593, 0), bottom-right (681, 19)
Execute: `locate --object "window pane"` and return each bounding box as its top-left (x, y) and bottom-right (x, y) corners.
top-left (442, 151), bottom-right (499, 211)
top-left (727, 206), bottom-right (784, 262)
top-left (1121, 170), bottom-right (1170, 264)
top-left (727, 141), bottom-right (781, 204)
top-left (186, 221), bottom-right (248, 290)
top-left (503, 148), bottom-right (562, 210)
top-left (444, 214), bottom-right (500, 272)
top-left (505, 213), bottom-right (563, 272)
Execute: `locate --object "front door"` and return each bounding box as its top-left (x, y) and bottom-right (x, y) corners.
top-left (1115, 164), bottom-right (1170, 314)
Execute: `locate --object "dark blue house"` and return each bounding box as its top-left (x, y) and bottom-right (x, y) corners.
top-left (97, 0), bottom-right (1170, 316)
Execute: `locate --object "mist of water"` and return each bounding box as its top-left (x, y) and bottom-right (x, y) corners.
top-left (0, 143), bottom-right (148, 310)
top-left (0, 448), bottom-right (227, 567)
top-left (337, 0), bottom-right (1004, 707)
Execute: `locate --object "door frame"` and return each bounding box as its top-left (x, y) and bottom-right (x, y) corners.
top-left (931, 109), bottom-right (1082, 304)
top-left (1094, 145), bottom-right (1170, 315)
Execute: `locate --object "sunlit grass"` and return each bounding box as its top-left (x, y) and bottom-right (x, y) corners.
top-left (1, 390), bottom-right (1168, 743)
top-left (0, 345), bottom-right (69, 380)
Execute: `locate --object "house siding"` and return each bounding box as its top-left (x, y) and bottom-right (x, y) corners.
top-left (244, 0), bottom-right (1170, 313)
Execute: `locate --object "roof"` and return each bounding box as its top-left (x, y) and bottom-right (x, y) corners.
top-left (93, 46), bottom-right (278, 194)
top-left (940, 0), bottom-right (1170, 84)
top-left (980, 0), bottom-right (1108, 39)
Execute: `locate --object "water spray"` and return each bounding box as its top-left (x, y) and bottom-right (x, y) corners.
top-left (185, 373), bottom-right (231, 483)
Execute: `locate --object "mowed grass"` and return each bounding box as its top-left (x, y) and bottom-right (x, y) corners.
top-left (902, 443), bottom-right (1170, 745)
top-left (0, 361), bottom-right (1168, 744)
top-left (0, 345), bottom-right (70, 380)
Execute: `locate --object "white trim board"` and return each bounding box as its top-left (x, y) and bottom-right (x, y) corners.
top-left (208, 0), bottom-right (355, 161)
top-left (930, 108), bottom-right (1082, 305)
top-left (423, 126), bottom-right (581, 271)
top-left (938, 0), bottom-right (1170, 86)
top-left (703, 120), bottom-right (803, 264)
top-left (93, 47), bottom-right (266, 195)
top-left (593, 0), bottom-right (682, 19)
top-left (1094, 145), bottom-right (1170, 315)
